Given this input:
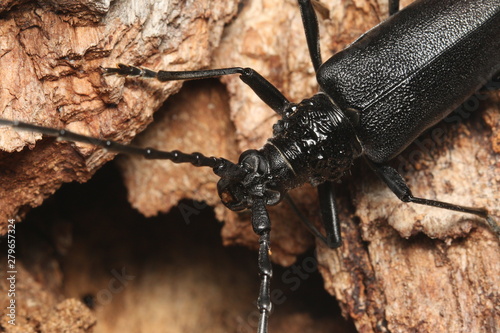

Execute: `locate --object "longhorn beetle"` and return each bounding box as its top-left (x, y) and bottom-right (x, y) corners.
top-left (1, 0), bottom-right (500, 332)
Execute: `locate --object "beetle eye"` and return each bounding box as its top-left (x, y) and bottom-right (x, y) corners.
top-left (220, 190), bottom-right (235, 205)
top-left (217, 178), bottom-right (248, 211)
top-left (264, 188), bottom-right (282, 206)
top-left (239, 150), bottom-right (269, 176)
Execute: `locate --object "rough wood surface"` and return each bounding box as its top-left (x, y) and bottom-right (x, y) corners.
top-left (0, 0), bottom-right (238, 232)
top-left (0, 0), bottom-right (499, 332)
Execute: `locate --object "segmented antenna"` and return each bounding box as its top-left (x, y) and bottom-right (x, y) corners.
top-left (250, 198), bottom-right (273, 333)
top-left (0, 119), bottom-right (224, 169)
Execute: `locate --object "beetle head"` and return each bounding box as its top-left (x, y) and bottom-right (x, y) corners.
top-left (215, 149), bottom-right (283, 211)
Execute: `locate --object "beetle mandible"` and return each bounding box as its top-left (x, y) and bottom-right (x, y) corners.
top-left (1, 0), bottom-right (499, 332)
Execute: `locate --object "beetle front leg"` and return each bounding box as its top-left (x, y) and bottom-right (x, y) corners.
top-left (103, 64), bottom-right (291, 117)
top-left (366, 159), bottom-right (500, 237)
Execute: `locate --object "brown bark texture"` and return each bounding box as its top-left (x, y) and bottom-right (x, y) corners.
top-left (0, 0), bottom-right (499, 333)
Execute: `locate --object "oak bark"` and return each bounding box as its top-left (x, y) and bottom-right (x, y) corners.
top-left (0, 0), bottom-right (499, 333)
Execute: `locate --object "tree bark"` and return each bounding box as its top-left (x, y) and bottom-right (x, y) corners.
top-left (0, 0), bottom-right (499, 332)
top-left (0, 0), bottom-right (239, 231)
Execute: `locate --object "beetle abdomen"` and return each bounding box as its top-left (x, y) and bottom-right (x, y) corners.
top-left (317, 0), bottom-right (500, 163)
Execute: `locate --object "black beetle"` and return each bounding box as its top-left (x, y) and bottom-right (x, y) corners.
top-left (0, 0), bottom-right (499, 332)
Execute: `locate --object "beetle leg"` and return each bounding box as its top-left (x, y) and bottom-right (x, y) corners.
top-left (298, 0), bottom-right (322, 72)
top-left (284, 195), bottom-right (325, 241)
top-left (366, 159), bottom-right (500, 237)
top-left (388, 0), bottom-right (400, 16)
top-left (103, 64), bottom-right (291, 117)
top-left (284, 182), bottom-right (342, 249)
top-left (299, 0), bottom-right (401, 69)
top-left (317, 181), bottom-right (343, 247)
